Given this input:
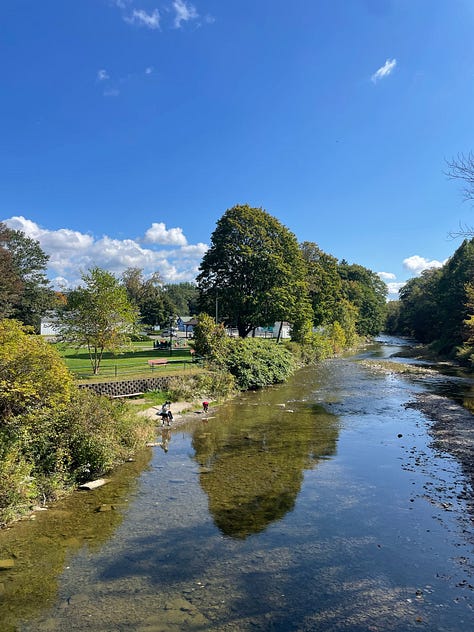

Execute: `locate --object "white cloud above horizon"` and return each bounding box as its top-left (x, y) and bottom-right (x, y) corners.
top-left (403, 255), bottom-right (446, 275)
top-left (371, 58), bottom-right (397, 83)
top-left (144, 222), bottom-right (187, 246)
top-left (124, 8), bottom-right (160, 29)
top-left (3, 216), bottom-right (206, 287)
top-left (378, 271), bottom-right (396, 281)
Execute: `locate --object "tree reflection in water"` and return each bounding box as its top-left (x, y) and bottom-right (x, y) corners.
top-left (192, 390), bottom-right (340, 539)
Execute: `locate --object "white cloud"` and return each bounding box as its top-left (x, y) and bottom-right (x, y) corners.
top-left (145, 66), bottom-right (154, 75)
top-left (97, 69), bottom-right (110, 81)
top-left (144, 222), bottom-right (187, 246)
top-left (371, 58), bottom-right (397, 83)
top-left (1, 216), bottom-right (206, 287)
top-left (124, 8), bottom-right (160, 29)
top-left (386, 281), bottom-right (406, 297)
top-left (403, 255), bottom-right (445, 276)
top-left (378, 271), bottom-right (396, 280)
top-left (173, 0), bottom-right (198, 28)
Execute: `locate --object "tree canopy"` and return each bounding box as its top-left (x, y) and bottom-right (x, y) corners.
top-left (0, 222), bottom-right (55, 329)
top-left (197, 205), bottom-right (311, 338)
top-left (391, 238), bottom-right (474, 362)
top-left (56, 267), bottom-right (139, 374)
top-left (121, 267), bottom-right (174, 327)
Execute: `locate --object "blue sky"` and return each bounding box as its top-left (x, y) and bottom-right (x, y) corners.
top-left (2, 0), bottom-right (474, 298)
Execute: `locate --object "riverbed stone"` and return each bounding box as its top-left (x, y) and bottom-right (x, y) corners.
top-left (140, 597), bottom-right (209, 631)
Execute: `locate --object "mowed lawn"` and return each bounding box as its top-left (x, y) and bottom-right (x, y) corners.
top-left (56, 341), bottom-right (198, 381)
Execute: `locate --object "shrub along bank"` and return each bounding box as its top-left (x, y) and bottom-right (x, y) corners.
top-left (0, 320), bottom-right (156, 526)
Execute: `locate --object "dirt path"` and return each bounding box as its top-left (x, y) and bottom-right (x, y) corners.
top-left (139, 400), bottom-right (213, 428)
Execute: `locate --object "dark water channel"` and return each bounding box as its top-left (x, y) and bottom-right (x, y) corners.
top-left (1, 338), bottom-right (474, 631)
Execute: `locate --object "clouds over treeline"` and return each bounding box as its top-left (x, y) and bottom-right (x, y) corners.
top-left (379, 255), bottom-right (447, 299)
top-left (3, 216), bottom-right (207, 289)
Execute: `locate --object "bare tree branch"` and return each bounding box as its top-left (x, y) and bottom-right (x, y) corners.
top-left (445, 152), bottom-right (474, 238)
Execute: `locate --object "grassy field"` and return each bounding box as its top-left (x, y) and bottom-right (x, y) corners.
top-left (56, 341), bottom-right (199, 381)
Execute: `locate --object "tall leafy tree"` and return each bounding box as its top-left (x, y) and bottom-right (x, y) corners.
top-left (300, 241), bottom-right (343, 327)
top-left (0, 243), bottom-right (23, 318)
top-left (121, 267), bottom-right (174, 327)
top-left (338, 262), bottom-right (387, 336)
top-left (436, 239), bottom-right (474, 351)
top-left (0, 222), bottom-right (54, 329)
top-left (197, 205), bottom-right (311, 338)
top-left (164, 282), bottom-right (199, 316)
top-left (56, 267), bottom-right (139, 374)
top-left (397, 270), bottom-right (442, 341)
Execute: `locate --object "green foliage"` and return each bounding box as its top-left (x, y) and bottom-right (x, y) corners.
top-left (327, 321), bottom-right (346, 354)
top-left (122, 267), bottom-right (175, 327)
top-left (166, 371), bottom-right (236, 402)
top-left (197, 204), bottom-right (310, 337)
top-left (192, 312), bottom-right (229, 362)
top-left (223, 338), bottom-right (295, 390)
top-left (301, 241), bottom-right (343, 327)
top-left (0, 319), bottom-right (73, 419)
top-left (0, 318), bottom-right (155, 525)
top-left (338, 262), bottom-right (387, 336)
top-left (59, 389), bottom-right (153, 482)
top-left (397, 269), bottom-right (442, 342)
top-left (384, 300), bottom-right (402, 335)
top-left (164, 281), bottom-right (199, 316)
top-left (395, 238), bottom-right (474, 360)
top-left (0, 222), bottom-right (54, 329)
top-left (56, 267), bottom-right (140, 374)
top-left (0, 444), bottom-right (37, 525)
top-left (457, 282), bottom-right (474, 367)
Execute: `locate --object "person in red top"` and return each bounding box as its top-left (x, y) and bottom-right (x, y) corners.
top-left (202, 401), bottom-right (209, 413)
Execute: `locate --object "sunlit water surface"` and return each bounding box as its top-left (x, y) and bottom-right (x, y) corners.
top-left (1, 338), bottom-right (473, 631)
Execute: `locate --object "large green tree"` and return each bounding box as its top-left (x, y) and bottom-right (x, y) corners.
top-left (300, 241), bottom-right (343, 327)
top-left (121, 267), bottom-right (174, 327)
top-left (197, 205), bottom-right (311, 338)
top-left (0, 222), bottom-right (54, 329)
top-left (56, 267), bottom-right (139, 374)
top-left (338, 262), bottom-right (387, 336)
top-left (164, 282), bottom-right (199, 316)
top-left (398, 269), bottom-right (442, 342)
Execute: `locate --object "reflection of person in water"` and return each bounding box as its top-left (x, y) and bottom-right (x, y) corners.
top-left (160, 427), bottom-right (171, 453)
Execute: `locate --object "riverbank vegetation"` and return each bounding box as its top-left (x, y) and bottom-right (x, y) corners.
top-left (1, 204), bottom-right (389, 526)
top-left (385, 237), bottom-right (474, 368)
top-left (0, 320), bottom-right (155, 526)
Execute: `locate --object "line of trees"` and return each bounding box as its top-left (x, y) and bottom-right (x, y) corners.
top-left (2, 206), bottom-right (387, 377)
top-left (385, 237), bottom-right (474, 365)
top-left (197, 204), bottom-right (387, 345)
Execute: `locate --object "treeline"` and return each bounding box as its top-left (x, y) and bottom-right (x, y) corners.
top-left (385, 237), bottom-right (474, 366)
top-left (196, 205), bottom-right (387, 350)
top-left (0, 221), bottom-right (199, 332)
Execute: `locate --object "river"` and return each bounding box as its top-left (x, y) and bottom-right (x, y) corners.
top-left (1, 337), bottom-right (473, 631)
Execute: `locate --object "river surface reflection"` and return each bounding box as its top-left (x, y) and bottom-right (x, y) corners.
top-left (1, 339), bottom-right (474, 631)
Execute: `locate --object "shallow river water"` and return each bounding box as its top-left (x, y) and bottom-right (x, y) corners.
top-left (1, 338), bottom-right (474, 631)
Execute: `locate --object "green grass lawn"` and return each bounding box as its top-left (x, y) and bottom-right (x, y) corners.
top-left (55, 341), bottom-right (199, 381)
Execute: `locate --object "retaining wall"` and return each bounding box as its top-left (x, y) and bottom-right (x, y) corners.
top-left (78, 376), bottom-right (174, 398)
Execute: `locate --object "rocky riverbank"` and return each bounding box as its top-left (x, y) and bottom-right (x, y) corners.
top-left (405, 392), bottom-right (474, 517)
